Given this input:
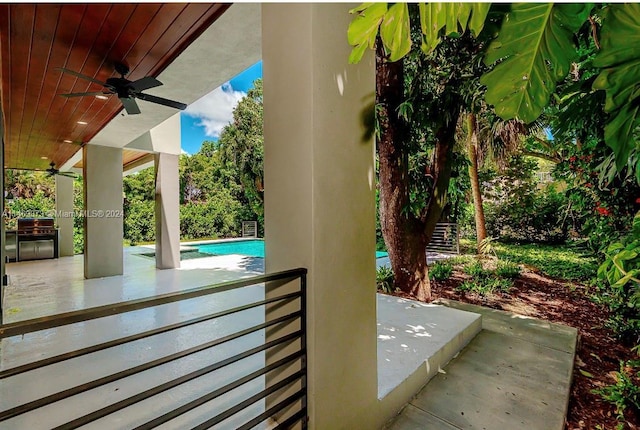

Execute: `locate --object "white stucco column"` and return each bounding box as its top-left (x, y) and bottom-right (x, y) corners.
top-left (154, 152), bottom-right (180, 269)
top-left (55, 174), bottom-right (75, 257)
top-left (263, 4), bottom-right (377, 429)
top-left (83, 144), bottom-right (123, 279)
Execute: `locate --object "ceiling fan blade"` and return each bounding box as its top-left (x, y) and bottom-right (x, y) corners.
top-left (57, 67), bottom-right (108, 87)
top-left (58, 172), bottom-right (78, 178)
top-left (120, 96), bottom-right (141, 115)
top-left (136, 93), bottom-right (187, 110)
top-left (59, 91), bottom-right (108, 98)
top-left (129, 76), bottom-right (162, 92)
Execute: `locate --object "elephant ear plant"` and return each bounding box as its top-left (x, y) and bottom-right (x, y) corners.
top-left (597, 211), bottom-right (640, 347)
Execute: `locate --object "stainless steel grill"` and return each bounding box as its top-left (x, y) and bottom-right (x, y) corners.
top-left (16, 218), bottom-right (58, 261)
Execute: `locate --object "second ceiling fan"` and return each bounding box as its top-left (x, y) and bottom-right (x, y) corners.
top-left (58, 62), bottom-right (187, 115)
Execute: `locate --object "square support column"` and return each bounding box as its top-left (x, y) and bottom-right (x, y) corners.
top-left (263, 4), bottom-right (377, 428)
top-left (154, 152), bottom-right (180, 269)
top-left (83, 144), bottom-right (123, 278)
top-left (55, 174), bottom-right (75, 257)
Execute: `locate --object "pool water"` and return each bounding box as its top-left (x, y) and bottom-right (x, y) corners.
top-left (197, 240), bottom-right (266, 258)
top-left (196, 240), bottom-right (389, 259)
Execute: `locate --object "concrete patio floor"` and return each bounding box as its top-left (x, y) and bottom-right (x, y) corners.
top-left (1, 250), bottom-right (579, 429)
top-left (387, 299), bottom-right (578, 430)
top-left (1, 248), bottom-right (481, 429)
top-left (1, 247), bottom-right (269, 429)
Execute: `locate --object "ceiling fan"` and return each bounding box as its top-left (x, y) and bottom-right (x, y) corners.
top-left (45, 162), bottom-right (78, 179)
top-left (57, 62), bottom-right (187, 115)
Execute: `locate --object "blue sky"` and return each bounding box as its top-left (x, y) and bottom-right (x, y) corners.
top-left (181, 61), bottom-right (263, 154)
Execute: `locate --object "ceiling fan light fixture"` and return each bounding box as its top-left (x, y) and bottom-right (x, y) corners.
top-left (58, 64), bottom-right (186, 115)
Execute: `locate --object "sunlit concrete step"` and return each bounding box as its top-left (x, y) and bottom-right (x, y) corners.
top-left (387, 299), bottom-right (577, 430)
top-left (376, 295), bottom-right (482, 425)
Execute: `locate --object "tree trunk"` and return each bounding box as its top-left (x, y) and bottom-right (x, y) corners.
top-left (466, 113), bottom-right (487, 253)
top-left (376, 40), bottom-right (431, 301)
top-left (421, 124), bottom-right (457, 240)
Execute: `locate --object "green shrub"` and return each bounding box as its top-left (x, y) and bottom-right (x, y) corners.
top-left (73, 225), bottom-right (84, 254)
top-left (458, 257), bottom-right (516, 295)
top-left (179, 189), bottom-right (242, 240)
top-left (457, 277), bottom-right (513, 295)
top-left (447, 254), bottom-right (475, 266)
top-left (592, 360), bottom-right (640, 427)
top-left (482, 157), bottom-right (569, 244)
top-left (429, 261), bottom-right (453, 281)
top-left (124, 199), bottom-right (155, 245)
top-left (464, 260), bottom-right (490, 278)
top-left (4, 191), bottom-right (55, 229)
top-left (376, 266), bottom-right (395, 293)
top-left (553, 143), bottom-right (639, 256)
top-left (457, 280), bottom-right (476, 292)
top-left (496, 260), bottom-right (521, 279)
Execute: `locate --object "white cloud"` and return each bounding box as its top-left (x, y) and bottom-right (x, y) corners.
top-left (184, 82), bottom-right (245, 138)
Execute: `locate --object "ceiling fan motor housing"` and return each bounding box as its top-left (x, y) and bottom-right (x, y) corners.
top-left (114, 62), bottom-right (130, 77)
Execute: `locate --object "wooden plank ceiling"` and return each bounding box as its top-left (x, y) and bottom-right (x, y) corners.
top-left (0, 3), bottom-right (229, 171)
top-left (73, 149), bottom-right (153, 171)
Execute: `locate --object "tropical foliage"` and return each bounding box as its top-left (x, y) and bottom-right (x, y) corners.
top-left (596, 212), bottom-right (640, 346)
top-left (218, 79), bottom-right (264, 233)
top-left (348, 3), bottom-right (640, 173)
top-left (481, 155), bottom-right (568, 244)
top-left (123, 79), bottom-right (264, 245)
top-left (374, 18), bottom-right (484, 300)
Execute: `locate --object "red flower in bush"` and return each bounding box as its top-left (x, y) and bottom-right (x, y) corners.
top-left (636, 197), bottom-right (640, 204)
top-left (595, 204), bottom-right (611, 216)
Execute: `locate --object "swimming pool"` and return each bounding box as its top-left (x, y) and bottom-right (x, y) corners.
top-left (196, 240), bottom-right (389, 259)
top-left (197, 240), bottom-right (266, 258)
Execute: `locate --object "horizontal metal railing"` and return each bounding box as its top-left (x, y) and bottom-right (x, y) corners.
top-left (0, 268), bottom-right (308, 429)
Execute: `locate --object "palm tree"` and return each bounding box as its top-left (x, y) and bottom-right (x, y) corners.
top-left (462, 108), bottom-right (527, 254)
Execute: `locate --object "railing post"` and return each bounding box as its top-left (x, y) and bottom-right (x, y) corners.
top-left (300, 272), bottom-right (308, 429)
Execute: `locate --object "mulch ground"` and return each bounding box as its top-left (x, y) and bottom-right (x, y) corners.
top-left (389, 266), bottom-right (639, 430)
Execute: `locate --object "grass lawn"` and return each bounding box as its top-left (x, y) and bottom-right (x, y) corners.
top-left (459, 238), bottom-right (599, 281)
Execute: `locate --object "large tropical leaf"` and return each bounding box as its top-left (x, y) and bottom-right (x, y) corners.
top-left (481, 3), bottom-right (592, 123)
top-left (348, 3), bottom-right (490, 63)
top-left (592, 4), bottom-right (640, 170)
top-left (348, 3), bottom-right (388, 64)
top-left (380, 3), bottom-right (411, 62)
top-left (419, 3), bottom-right (490, 53)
